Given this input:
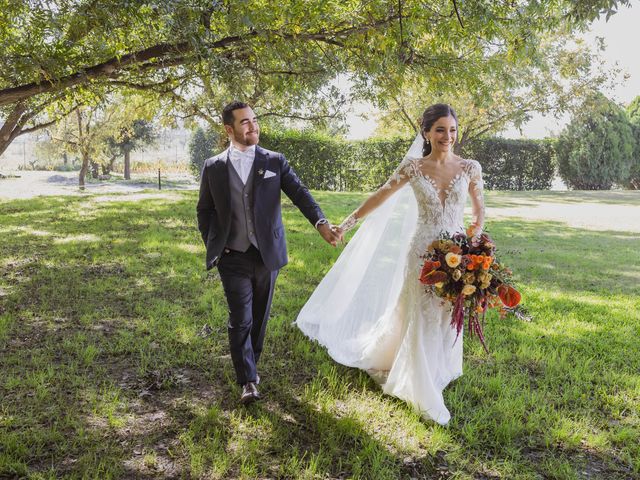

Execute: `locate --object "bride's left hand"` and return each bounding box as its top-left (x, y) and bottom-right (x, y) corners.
top-left (318, 223), bottom-right (341, 247)
top-left (331, 225), bottom-right (345, 244)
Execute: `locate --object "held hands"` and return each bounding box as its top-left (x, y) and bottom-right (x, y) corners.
top-left (317, 222), bottom-right (343, 247)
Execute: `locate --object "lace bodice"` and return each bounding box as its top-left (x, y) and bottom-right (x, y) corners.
top-left (386, 157), bottom-right (485, 258)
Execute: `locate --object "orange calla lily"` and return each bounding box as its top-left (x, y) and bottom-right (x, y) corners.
top-left (420, 270), bottom-right (448, 285)
top-left (420, 260), bottom-right (439, 283)
top-left (498, 285), bottom-right (521, 308)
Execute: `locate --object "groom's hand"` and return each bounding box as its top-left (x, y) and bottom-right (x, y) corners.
top-left (317, 222), bottom-right (341, 247)
top-left (331, 225), bottom-right (344, 244)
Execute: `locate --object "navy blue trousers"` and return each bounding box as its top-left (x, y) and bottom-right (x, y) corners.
top-left (217, 246), bottom-right (278, 385)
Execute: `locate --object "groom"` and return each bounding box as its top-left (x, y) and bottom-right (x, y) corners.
top-left (197, 101), bottom-right (340, 404)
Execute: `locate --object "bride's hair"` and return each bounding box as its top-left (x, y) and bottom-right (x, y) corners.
top-left (420, 104), bottom-right (458, 157)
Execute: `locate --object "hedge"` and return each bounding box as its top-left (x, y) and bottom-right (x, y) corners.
top-left (261, 131), bottom-right (556, 191)
top-left (190, 128), bottom-right (556, 191)
top-left (460, 137), bottom-right (556, 191)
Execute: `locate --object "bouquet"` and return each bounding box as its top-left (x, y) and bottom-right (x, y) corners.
top-left (419, 229), bottom-right (522, 353)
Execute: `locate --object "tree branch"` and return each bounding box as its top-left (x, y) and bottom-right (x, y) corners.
top-left (452, 0), bottom-right (465, 28)
top-left (392, 96), bottom-right (418, 133)
top-left (0, 42), bottom-right (193, 107)
top-left (18, 118), bottom-right (58, 136)
top-left (0, 15), bottom-right (403, 108)
top-left (259, 111), bottom-right (341, 121)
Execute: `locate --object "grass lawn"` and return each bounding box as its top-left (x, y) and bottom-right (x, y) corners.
top-left (0, 190), bottom-right (638, 479)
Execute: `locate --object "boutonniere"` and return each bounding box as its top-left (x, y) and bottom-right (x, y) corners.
top-left (258, 169), bottom-right (264, 176)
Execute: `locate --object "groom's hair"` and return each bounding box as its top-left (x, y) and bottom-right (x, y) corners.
top-left (222, 101), bottom-right (250, 126)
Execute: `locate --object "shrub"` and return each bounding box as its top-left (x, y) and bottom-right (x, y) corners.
top-left (625, 95), bottom-right (640, 189)
top-left (557, 95), bottom-right (635, 190)
top-left (261, 130), bottom-right (555, 191)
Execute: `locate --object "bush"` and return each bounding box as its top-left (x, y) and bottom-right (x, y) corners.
top-left (460, 137), bottom-right (556, 190)
top-left (625, 95), bottom-right (640, 189)
top-left (189, 127), bottom-right (220, 178)
top-left (557, 95), bottom-right (635, 190)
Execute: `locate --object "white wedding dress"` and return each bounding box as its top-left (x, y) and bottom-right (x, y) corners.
top-left (296, 140), bottom-right (485, 425)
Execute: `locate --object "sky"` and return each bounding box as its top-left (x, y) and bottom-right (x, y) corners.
top-left (345, 3), bottom-right (640, 140)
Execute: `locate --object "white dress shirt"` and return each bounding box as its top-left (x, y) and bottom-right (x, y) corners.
top-left (229, 144), bottom-right (256, 185)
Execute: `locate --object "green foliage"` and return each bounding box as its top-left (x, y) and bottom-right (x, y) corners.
top-left (557, 94), bottom-right (635, 190)
top-left (625, 95), bottom-right (640, 189)
top-left (461, 138), bottom-right (557, 190)
top-left (107, 120), bottom-right (157, 156)
top-left (0, 0), bottom-right (632, 157)
top-left (188, 126), bottom-right (220, 177)
top-left (374, 34), bottom-right (622, 146)
top-left (260, 130), bottom-right (412, 191)
top-left (261, 130), bottom-right (555, 191)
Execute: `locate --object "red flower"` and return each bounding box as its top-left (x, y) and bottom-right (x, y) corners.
top-left (420, 268), bottom-right (448, 285)
top-left (498, 285), bottom-right (521, 308)
top-left (449, 245), bottom-right (463, 254)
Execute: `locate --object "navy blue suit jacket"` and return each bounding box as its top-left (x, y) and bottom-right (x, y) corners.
top-left (197, 145), bottom-right (325, 271)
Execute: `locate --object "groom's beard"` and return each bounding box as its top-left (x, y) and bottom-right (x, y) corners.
top-left (232, 129), bottom-right (260, 147)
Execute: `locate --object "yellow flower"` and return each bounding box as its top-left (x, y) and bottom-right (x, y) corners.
top-left (477, 272), bottom-right (492, 283)
top-left (435, 281), bottom-right (445, 288)
top-left (463, 272), bottom-right (475, 284)
top-left (462, 284), bottom-right (476, 296)
top-left (445, 252), bottom-right (462, 268)
top-left (452, 269), bottom-right (462, 281)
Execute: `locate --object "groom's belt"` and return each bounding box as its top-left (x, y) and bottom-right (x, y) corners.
top-left (224, 245), bottom-right (260, 255)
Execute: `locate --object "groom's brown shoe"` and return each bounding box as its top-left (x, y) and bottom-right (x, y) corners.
top-left (240, 382), bottom-right (260, 404)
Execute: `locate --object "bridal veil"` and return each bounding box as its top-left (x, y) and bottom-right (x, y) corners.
top-left (295, 134), bottom-right (424, 367)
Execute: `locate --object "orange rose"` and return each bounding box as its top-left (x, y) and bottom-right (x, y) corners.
top-left (466, 224), bottom-right (480, 237)
top-left (482, 257), bottom-right (493, 270)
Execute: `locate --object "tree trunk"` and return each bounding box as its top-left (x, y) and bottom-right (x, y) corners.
top-left (103, 155), bottom-right (117, 175)
top-left (124, 150), bottom-right (131, 179)
top-left (79, 152), bottom-right (89, 190)
top-left (0, 102), bottom-right (26, 158)
top-left (90, 160), bottom-right (99, 178)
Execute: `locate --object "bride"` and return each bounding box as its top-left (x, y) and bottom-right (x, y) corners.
top-left (295, 104), bottom-right (485, 425)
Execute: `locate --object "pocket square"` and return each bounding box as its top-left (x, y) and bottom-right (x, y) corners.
top-left (264, 169), bottom-right (277, 179)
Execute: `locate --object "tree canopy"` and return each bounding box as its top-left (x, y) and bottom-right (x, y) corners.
top-left (0, 0), bottom-right (632, 158)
